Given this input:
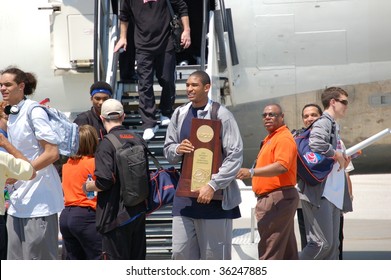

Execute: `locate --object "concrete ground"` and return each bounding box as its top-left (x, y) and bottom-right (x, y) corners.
top-left (232, 174), bottom-right (391, 260)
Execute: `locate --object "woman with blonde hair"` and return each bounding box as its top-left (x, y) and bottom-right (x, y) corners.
top-left (60, 124), bottom-right (102, 259)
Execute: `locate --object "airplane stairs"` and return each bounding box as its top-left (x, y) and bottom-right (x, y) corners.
top-left (116, 65), bottom-right (198, 259)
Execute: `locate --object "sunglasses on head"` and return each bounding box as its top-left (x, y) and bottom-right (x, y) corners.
top-left (262, 112), bottom-right (280, 118)
top-left (335, 99), bottom-right (349, 106)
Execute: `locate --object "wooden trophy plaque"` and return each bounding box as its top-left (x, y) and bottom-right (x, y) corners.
top-left (176, 118), bottom-right (223, 200)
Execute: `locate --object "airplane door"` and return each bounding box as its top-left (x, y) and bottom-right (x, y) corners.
top-left (48, 0), bottom-right (95, 72)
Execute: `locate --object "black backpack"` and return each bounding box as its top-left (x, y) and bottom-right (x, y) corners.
top-left (105, 133), bottom-right (149, 207)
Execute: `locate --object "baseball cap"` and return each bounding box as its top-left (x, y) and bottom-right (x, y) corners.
top-left (90, 81), bottom-right (113, 96)
top-left (101, 99), bottom-right (124, 120)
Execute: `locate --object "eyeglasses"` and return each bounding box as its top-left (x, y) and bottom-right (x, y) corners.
top-left (335, 99), bottom-right (348, 106)
top-left (262, 112), bottom-right (280, 118)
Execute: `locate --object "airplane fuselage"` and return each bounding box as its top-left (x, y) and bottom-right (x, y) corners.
top-left (1, 0), bottom-right (390, 174)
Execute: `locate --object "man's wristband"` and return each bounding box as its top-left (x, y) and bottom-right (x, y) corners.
top-left (249, 168), bottom-right (255, 178)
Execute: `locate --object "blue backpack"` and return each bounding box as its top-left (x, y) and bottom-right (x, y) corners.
top-left (27, 103), bottom-right (79, 157)
top-left (294, 116), bottom-right (335, 186)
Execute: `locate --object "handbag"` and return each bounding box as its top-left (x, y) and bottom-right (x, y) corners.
top-left (144, 145), bottom-right (180, 215)
top-left (166, 0), bottom-right (184, 53)
top-left (294, 116), bottom-right (335, 186)
top-left (148, 166), bottom-right (180, 214)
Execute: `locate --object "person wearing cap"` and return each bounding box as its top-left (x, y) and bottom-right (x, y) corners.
top-left (85, 99), bottom-right (147, 260)
top-left (74, 81), bottom-right (113, 141)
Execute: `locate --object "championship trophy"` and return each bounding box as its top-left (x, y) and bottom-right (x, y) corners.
top-left (176, 118), bottom-right (223, 200)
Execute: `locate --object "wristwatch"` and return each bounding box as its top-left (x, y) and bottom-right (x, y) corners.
top-left (249, 168), bottom-right (255, 178)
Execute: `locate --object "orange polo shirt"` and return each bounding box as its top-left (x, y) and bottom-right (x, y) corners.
top-left (252, 125), bottom-right (297, 195)
top-left (62, 156), bottom-right (97, 209)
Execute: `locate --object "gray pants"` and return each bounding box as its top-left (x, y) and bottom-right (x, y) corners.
top-left (7, 214), bottom-right (59, 260)
top-left (300, 198), bottom-right (341, 260)
top-left (172, 216), bottom-right (232, 260)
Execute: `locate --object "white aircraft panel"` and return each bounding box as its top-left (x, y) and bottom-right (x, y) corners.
top-left (295, 30), bottom-right (347, 66)
top-left (256, 14), bottom-right (295, 68)
top-left (68, 14), bottom-right (94, 62)
top-left (258, 67), bottom-right (296, 98)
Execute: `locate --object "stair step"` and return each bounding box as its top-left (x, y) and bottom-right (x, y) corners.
top-left (146, 232), bottom-right (173, 238)
top-left (146, 246), bottom-right (172, 252)
top-left (120, 82), bottom-right (188, 96)
top-left (121, 95), bottom-right (188, 105)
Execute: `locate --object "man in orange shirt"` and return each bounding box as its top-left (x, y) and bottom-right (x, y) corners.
top-left (237, 103), bottom-right (299, 260)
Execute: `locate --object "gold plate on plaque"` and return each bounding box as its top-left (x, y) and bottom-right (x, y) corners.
top-left (191, 148), bottom-right (213, 191)
top-left (196, 125), bottom-right (214, 143)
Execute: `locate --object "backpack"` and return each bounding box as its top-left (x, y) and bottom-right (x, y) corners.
top-left (27, 103), bottom-right (79, 157)
top-left (294, 115), bottom-right (335, 186)
top-left (105, 133), bottom-right (149, 207)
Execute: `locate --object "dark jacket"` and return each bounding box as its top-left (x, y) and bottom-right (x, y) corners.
top-left (94, 125), bottom-right (146, 233)
top-left (74, 107), bottom-right (107, 141)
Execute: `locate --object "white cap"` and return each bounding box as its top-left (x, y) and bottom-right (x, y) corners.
top-left (101, 99), bottom-right (124, 120)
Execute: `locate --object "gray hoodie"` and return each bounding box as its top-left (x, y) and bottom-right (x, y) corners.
top-left (164, 100), bottom-right (243, 210)
top-left (298, 112), bottom-right (352, 212)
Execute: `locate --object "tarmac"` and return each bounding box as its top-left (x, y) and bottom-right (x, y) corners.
top-left (232, 174), bottom-right (391, 260)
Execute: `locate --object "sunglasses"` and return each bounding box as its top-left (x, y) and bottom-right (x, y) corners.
top-left (335, 99), bottom-right (348, 106)
top-left (262, 112), bottom-right (280, 118)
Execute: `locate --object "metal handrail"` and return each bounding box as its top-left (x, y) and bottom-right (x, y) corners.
top-left (93, 0), bottom-right (119, 93)
top-left (200, 0), bottom-right (210, 70)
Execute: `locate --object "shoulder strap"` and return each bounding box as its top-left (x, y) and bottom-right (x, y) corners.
top-left (105, 133), bottom-right (122, 150)
top-left (174, 102), bottom-right (188, 124)
top-left (306, 114), bottom-right (335, 144)
top-left (139, 140), bottom-right (163, 170)
top-left (211, 101), bottom-right (220, 120)
top-left (320, 114), bottom-right (335, 144)
top-left (165, 0), bottom-right (175, 18)
top-left (27, 103), bottom-right (47, 133)
top-left (175, 102), bottom-right (220, 123)
top-left (174, 107), bottom-right (181, 124)
top-left (106, 132), bottom-right (163, 170)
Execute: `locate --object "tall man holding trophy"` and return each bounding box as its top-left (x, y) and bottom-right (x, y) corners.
top-left (164, 70), bottom-right (243, 260)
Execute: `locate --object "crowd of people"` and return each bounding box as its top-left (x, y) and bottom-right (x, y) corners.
top-left (0, 66), bottom-right (354, 260)
top-left (0, 0), bottom-right (356, 261)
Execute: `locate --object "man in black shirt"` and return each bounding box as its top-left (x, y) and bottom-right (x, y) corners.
top-left (114, 0), bottom-right (191, 141)
top-left (74, 81), bottom-right (112, 141)
top-left (85, 99), bottom-right (147, 260)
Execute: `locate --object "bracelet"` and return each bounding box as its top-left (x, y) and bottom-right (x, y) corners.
top-left (249, 168), bottom-right (255, 178)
